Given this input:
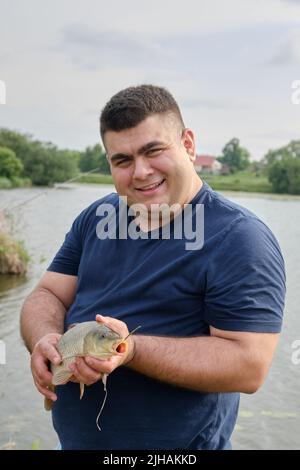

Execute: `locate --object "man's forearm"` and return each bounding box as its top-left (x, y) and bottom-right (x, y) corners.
top-left (128, 335), bottom-right (261, 394)
top-left (20, 287), bottom-right (66, 353)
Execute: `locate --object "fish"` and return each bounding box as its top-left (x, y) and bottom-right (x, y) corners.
top-left (44, 321), bottom-right (127, 427)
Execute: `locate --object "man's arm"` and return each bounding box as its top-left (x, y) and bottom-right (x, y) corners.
top-left (127, 328), bottom-right (279, 393)
top-left (20, 271), bottom-right (77, 400)
top-left (20, 271), bottom-right (77, 351)
top-left (75, 316), bottom-right (279, 394)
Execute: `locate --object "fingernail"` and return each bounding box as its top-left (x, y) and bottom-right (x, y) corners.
top-left (53, 356), bottom-right (61, 365)
top-left (69, 364), bottom-right (75, 371)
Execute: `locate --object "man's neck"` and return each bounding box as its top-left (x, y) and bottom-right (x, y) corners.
top-left (136, 176), bottom-right (203, 232)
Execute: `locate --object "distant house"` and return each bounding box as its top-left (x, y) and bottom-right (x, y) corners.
top-left (194, 155), bottom-right (222, 174)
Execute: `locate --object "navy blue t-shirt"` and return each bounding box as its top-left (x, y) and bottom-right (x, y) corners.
top-left (48, 182), bottom-right (285, 450)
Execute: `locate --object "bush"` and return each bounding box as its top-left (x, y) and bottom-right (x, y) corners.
top-left (23, 144), bottom-right (78, 186)
top-left (0, 146), bottom-right (23, 179)
top-left (0, 176), bottom-right (12, 189)
top-left (80, 144), bottom-right (110, 174)
top-left (268, 158), bottom-right (300, 194)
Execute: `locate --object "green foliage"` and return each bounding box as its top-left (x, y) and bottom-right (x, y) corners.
top-left (0, 128), bottom-right (78, 186)
top-left (203, 171), bottom-right (272, 193)
top-left (23, 144), bottom-right (78, 185)
top-left (0, 128), bottom-right (33, 161)
top-left (218, 138), bottom-right (250, 174)
top-left (265, 140), bottom-right (300, 194)
top-left (264, 140), bottom-right (300, 166)
top-left (0, 176), bottom-right (12, 188)
top-left (0, 146), bottom-right (23, 178)
top-left (80, 144), bottom-right (110, 174)
top-left (268, 157), bottom-right (300, 194)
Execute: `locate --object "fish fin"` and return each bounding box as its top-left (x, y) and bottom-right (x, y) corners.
top-left (80, 382), bottom-right (85, 400)
top-left (44, 384), bottom-right (56, 411)
top-left (101, 373), bottom-right (108, 391)
top-left (44, 397), bottom-right (53, 411)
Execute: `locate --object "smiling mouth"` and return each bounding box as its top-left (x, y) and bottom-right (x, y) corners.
top-left (135, 179), bottom-right (165, 191)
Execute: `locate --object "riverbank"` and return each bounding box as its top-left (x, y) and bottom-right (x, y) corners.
top-left (75, 171), bottom-right (273, 193)
top-left (0, 171), bottom-right (282, 194)
top-left (0, 211), bottom-right (29, 274)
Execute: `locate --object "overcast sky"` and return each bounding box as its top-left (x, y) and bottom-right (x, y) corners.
top-left (1, 0), bottom-right (300, 159)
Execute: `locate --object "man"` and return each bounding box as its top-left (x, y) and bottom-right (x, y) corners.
top-left (20, 85), bottom-right (285, 450)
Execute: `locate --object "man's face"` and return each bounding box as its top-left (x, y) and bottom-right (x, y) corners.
top-left (104, 113), bottom-right (198, 211)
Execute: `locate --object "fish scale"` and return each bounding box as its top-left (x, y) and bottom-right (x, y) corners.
top-left (44, 321), bottom-right (140, 430)
top-left (51, 321), bottom-right (122, 385)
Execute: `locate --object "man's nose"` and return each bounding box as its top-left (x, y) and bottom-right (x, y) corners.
top-left (132, 156), bottom-right (153, 180)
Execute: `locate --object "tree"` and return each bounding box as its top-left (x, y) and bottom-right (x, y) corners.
top-left (264, 140), bottom-right (300, 194)
top-left (0, 128), bottom-right (33, 163)
top-left (218, 138), bottom-right (250, 173)
top-left (24, 144), bottom-right (78, 186)
top-left (264, 140), bottom-right (300, 167)
top-left (268, 156), bottom-right (300, 195)
top-left (0, 146), bottom-right (23, 179)
top-left (80, 144), bottom-right (110, 174)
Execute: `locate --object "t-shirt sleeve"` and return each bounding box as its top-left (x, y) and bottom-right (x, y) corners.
top-left (47, 212), bottom-right (85, 276)
top-left (204, 216), bottom-right (286, 333)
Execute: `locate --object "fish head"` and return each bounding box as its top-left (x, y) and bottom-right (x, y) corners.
top-left (83, 324), bottom-right (126, 359)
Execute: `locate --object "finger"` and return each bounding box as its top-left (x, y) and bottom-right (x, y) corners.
top-left (69, 359), bottom-right (102, 385)
top-left (35, 381), bottom-right (57, 401)
top-left (31, 353), bottom-right (53, 386)
top-left (96, 314), bottom-right (128, 337)
top-left (84, 356), bottom-right (111, 371)
top-left (39, 342), bottom-right (61, 365)
top-left (85, 356), bottom-right (119, 374)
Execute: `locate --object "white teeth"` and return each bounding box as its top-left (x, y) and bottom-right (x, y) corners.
top-left (138, 180), bottom-right (164, 190)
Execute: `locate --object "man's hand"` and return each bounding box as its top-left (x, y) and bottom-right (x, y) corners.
top-left (30, 333), bottom-right (62, 401)
top-left (68, 314), bottom-right (135, 386)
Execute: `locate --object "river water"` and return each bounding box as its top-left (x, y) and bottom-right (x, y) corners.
top-left (0, 184), bottom-right (299, 450)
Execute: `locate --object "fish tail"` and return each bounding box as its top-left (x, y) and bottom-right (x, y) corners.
top-left (44, 384), bottom-right (56, 411)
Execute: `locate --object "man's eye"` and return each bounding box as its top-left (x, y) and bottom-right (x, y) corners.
top-left (148, 148), bottom-right (162, 155)
top-left (116, 159), bottom-right (131, 166)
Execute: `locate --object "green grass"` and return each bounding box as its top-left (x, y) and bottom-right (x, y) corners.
top-left (0, 171), bottom-right (273, 193)
top-left (76, 172), bottom-right (272, 193)
top-left (76, 173), bottom-right (113, 185)
top-left (202, 172), bottom-right (272, 193)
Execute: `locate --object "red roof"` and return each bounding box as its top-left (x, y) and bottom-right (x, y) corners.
top-left (195, 155), bottom-right (216, 167)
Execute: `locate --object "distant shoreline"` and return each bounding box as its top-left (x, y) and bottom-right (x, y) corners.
top-left (1, 172), bottom-right (300, 198)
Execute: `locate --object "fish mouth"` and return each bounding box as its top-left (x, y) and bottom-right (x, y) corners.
top-left (115, 340), bottom-right (127, 354)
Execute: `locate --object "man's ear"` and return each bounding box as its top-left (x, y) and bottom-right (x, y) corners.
top-left (182, 129), bottom-right (196, 162)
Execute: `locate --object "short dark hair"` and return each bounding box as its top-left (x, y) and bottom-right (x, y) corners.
top-left (100, 84), bottom-right (185, 141)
